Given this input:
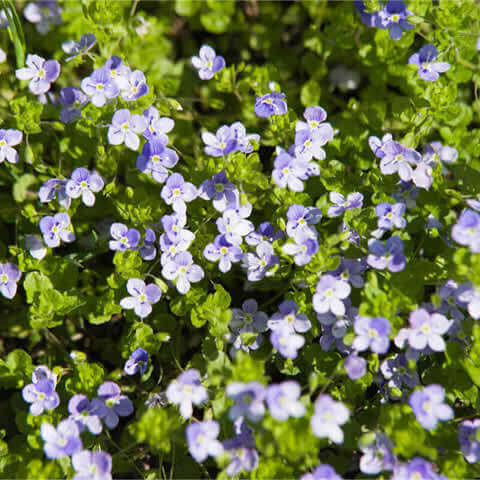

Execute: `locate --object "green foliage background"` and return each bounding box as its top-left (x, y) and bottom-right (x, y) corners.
top-left (0, 0), bottom-right (480, 478)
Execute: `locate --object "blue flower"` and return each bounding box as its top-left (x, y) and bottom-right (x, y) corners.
top-left (120, 278), bottom-right (161, 319)
top-left (166, 369), bottom-right (208, 419)
top-left (409, 44), bottom-right (450, 82)
top-left (95, 381), bottom-right (134, 430)
top-left (109, 223), bottom-right (140, 252)
top-left (191, 45), bottom-right (225, 80)
top-left (41, 419), bottom-right (82, 459)
top-left (201, 125), bottom-right (237, 157)
top-left (254, 92), bottom-right (288, 118)
top-left (242, 241), bottom-right (279, 282)
top-left (124, 347), bottom-right (149, 375)
top-left (62, 33), bottom-right (96, 61)
top-left (22, 378), bottom-right (59, 415)
top-left (409, 384), bottom-right (453, 430)
top-left (265, 381), bottom-right (305, 421)
top-left (186, 421), bottom-right (223, 462)
top-left (203, 234), bottom-right (243, 273)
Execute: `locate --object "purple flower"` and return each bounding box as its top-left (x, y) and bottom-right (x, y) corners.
top-left (254, 92), bottom-right (287, 118)
top-left (203, 234), bottom-right (243, 273)
top-left (359, 433), bottom-right (396, 475)
top-left (392, 458), bottom-right (445, 480)
top-left (201, 126), bottom-right (237, 157)
top-left (96, 381), bottom-right (134, 429)
top-left (104, 56), bottom-right (131, 90)
top-left (353, 316), bottom-right (390, 354)
top-left (120, 278), bottom-right (161, 319)
top-left (121, 69), bottom-right (148, 101)
top-left (369, 133), bottom-right (393, 159)
top-left (107, 109), bottom-right (147, 151)
top-left (142, 107), bottom-right (174, 142)
top-left (294, 107), bottom-right (335, 160)
top-left (327, 192), bottom-right (364, 217)
top-left (313, 274), bottom-right (351, 316)
top-left (66, 168), bottom-right (104, 207)
top-left (231, 122), bottom-right (260, 153)
top-left (186, 421), bottom-right (223, 462)
top-left (455, 283), bottom-right (480, 320)
top-left (137, 139), bottom-right (179, 184)
top-left (377, 0), bottom-right (414, 40)
top-left (329, 257), bottom-right (366, 289)
top-left (423, 141), bottom-right (458, 166)
top-left (140, 228), bottom-right (157, 261)
top-left (272, 148), bottom-right (316, 192)
top-left (68, 394), bottom-right (105, 435)
top-left (246, 222), bottom-right (283, 246)
top-left (409, 384), bottom-right (453, 430)
top-left (41, 419), bottom-right (82, 459)
top-left (161, 212), bottom-right (191, 243)
top-left (72, 450), bottom-right (112, 480)
top-left (159, 231), bottom-right (194, 266)
top-left (301, 464), bottom-right (343, 480)
top-left (367, 236), bottom-right (406, 273)
top-left (15, 54), bottom-right (60, 95)
top-left (311, 394), bottom-right (349, 444)
top-left (39, 212), bottom-right (75, 248)
top-left (22, 378), bottom-right (59, 415)
top-left (223, 418), bottom-right (259, 476)
top-left (283, 230), bottom-right (319, 266)
top-left (296, 106), bottom-right (334, 137)
top-left (0, 10), bottom-right (7, 29)
top-left (23, 1), bottom-right (62, 34)
top-left (268, 300), bottom-right (311, 333)
top-left (0, 262), bottom-right (22, 299)
top-left (380, 354), bottom-right (419, 391)
top-left (270, 326), bottom-right (305, 359)
top-left (226, 381), bottom-right (266, 422)
top-left (345, 354), bottom-right (367, 380)
top-left (191, 45), bottom-right (225, 80)
top-left (229, 299), bottom-right (268, 353)
top-left (198, 170), bottom-right (238, 212)
top-left (294, 129), bottom-right (329, 162)
top-left (59, 87), bottom-right (88, 123)
top-left (393, 181), bottom-right (419, 210)
top-left (80, 67), bottom-right (119, 107)
top-left (109, 223), bottom-right (140, 252)
top-left (166, 369), bottom-right (208, 419)
top-left (242, 241), bottom-right (279, 282)
top-left (38, 178), bottom-right (70, 209)
top-left (161, 251), bottom-right (204, 294)
top-left (380, 141), bottom-right (422, 182)
top-left (25, 234), bottom-right (47, 260)
top-left (124, 348), bottom-right (149, 375)
top-left (265, 381), bottom-right (306, 421)
top-left (0, 129), bottom-right (23, 164)
top-left (375, 202), bottom-right (406, 230)
top-left (217, 209), bottom-right (254, 245)
top-left (160, 173), bottom-right (197, 212)
top-left (451, 209), bottom-right (480, 253)
top-left (407, 308), bottom-right (451, 352)
top-left (62, 33), bottom-right (96, 61)
top-left (286, 204), bottom-right (322, 241)
top-left (409, 44), bottom-right (450, 82)
top-left (458, 419), bottom-right (480, 464)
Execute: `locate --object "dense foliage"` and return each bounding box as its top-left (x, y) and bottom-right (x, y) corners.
top-left (1, 0), bottom-right (480, 478)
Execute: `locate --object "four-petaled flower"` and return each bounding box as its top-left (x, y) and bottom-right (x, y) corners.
top-left (95, 381), bottom-right (134, 430)
top-left (41, 419), bottom-right (83, 459)
top-left (0, 129), bottom-right (23, 164)
top-left (409, 384), bottom-right (453, 430)
top-left (16, 54), bottom-right (60, 95)
top-left (124, 347), bottom-right (149, 375)
top-left (120, 278), bottom-right (161, 318)
top-left (409, 44), bottom-right (450, 82)
top-left (191, 45), bottom-right (226, 80)
top-left (66, 167), bottom-right (104, 207)
top-left (352, 316), bottom-right (391, 354)
top-left (166, 369), bottom-right (208, 419)
top-left (313, 274), bottom-right (351, 316)
top-left (72, 450), bottom-right (112, 480)
top-left (161, 251), bottom-right (204, 294)
top-left (39, 212), bottom-right (75, 248)
top-left (22, 378), bottom-right (60, 415)
top-left (367, 236), bottom-right (406, 272)
top-left (186, 420), bottom-right (224, 462)
top-left (109, 223), bottom-right (141, 252)
top-left (0, 262), bottom-right (22, 299)
top-left (107, 109), bottom-right (147, 151)
top-left (311, 394), bottom-right (350, 444)
top-left (254, 92), bottom-right (288, 118)
top-left (265, 381), bottom-right (306, 421)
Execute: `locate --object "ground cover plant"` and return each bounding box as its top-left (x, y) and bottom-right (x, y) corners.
top-left (0, 0), bottom-right (480, 478)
